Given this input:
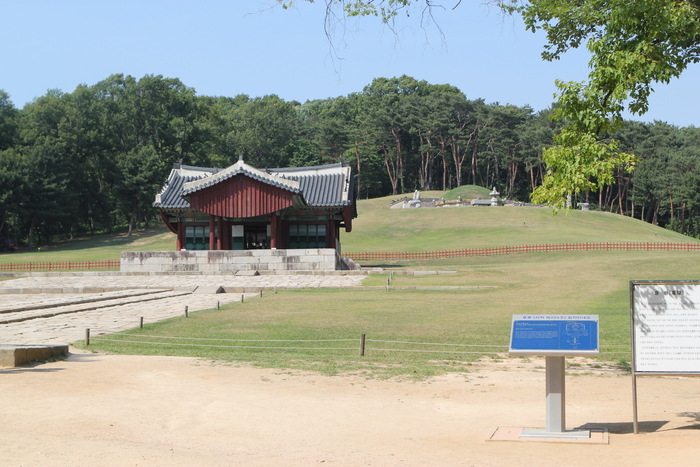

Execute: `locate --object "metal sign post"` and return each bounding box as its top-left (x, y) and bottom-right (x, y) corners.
top-left (509, 314), bottom-right (600, 439)
top-left (545, 355), bottom-right (566, 433)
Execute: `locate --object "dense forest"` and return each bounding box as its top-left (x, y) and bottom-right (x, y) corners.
top-left (1, 73), bottom-right (699, 248)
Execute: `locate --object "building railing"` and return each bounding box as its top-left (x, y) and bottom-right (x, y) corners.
top-left (0, 260), bottom-right (121, 272)
top-left (344, 242), bottom-right (700, 261)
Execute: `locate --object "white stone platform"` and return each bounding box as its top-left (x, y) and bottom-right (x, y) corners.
top-left (120, 249), bottom-right (342, 273)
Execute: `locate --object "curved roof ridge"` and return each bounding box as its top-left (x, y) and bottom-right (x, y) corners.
top-left (154, 168), bottom-right (212, 208)
top-left (181, 160), bottom-right (301, 196)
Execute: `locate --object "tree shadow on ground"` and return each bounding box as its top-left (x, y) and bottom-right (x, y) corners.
top-left (575, 421), bottom-right (668, 434)
top-left (577, 417), bottom-right (700, 434)
top-left (0, 367), bottom-right (64, 374)
top-left (677, 412), bottom-right (700, 429)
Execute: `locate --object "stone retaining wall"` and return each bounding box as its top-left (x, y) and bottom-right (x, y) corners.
top-left (120, 249), bottom-right (341, 273)
top-left (0, 344), bottom-right (69, 367)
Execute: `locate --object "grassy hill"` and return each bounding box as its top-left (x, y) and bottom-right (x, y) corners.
top-left (442, 185), bottom-right (492, 200)
top-left (1, 188), bottom-right (694, 264)
top-left (344, 191), bottom-right (694, 253)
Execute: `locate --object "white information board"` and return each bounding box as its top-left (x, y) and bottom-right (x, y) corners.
top-left (631, 281), bottom-right (700, 373)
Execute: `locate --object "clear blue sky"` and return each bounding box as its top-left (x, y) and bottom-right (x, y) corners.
top-left (2, 1), bottom-right (698, 127)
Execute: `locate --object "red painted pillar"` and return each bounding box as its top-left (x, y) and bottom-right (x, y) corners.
top-left (222, 220), bottom-right (230, 250)
top-left (343, 205), bottom-right (353, 232)
top-left (270, 211), bottom-right (278, 249)
top-left (176, 221), bottom-right (184, 250)
top-left (327, 218), bottom-right (336, 249)
top-left (277, 213), bottom-right (284, 248)
top-left (209, 215), bottom-right (216, 250)
top-left (217, 217), bottom-right (224, 250)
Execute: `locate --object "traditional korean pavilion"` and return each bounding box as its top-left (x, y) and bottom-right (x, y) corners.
top-left (153, 159), bottom-right (357, 253)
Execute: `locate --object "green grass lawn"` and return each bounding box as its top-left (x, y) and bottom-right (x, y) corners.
top-left (0, 226), bottom-right (176, 264)
top-left (78, 288), bottom-right (505, 379)
top-left (75, 248), bottom-right (700, 378)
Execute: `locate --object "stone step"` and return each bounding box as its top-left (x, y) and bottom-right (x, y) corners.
top-left (0, 290), bottom-right (191, 325)
top-left (0, 344), bottom-right (69, 367)
top-left (0, 289), bottom-right (174, 314)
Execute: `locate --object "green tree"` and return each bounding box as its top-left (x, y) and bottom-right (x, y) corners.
top-left (0, 148), bottom-right (22, 237)
top-left (519, 107), bottom-right (560, 195)
top-left (620, 121), bottom-right (700, 230)
top-left (293, 96), bottom-right (352, 167)
top-left (17, 90), bottom-right (80, 248)
top-left (92, 74), bottom-right (199, 235)
top-left (362, 75), bottom-right (429, 195)
top-left (59, 84), bottom-right (118, 236)
top-left (0, 91), bottom-right (20, 237)
top-left (226, 94), bottom-right (298, 168)
top-left (116, 146), bottom-right (164, 236)
top-left (0, 90), bottom-right (19, 151)
top-left (343, 91), bottom-right (389, 198)
top-left (411, 84), bottom-right (470, 191)
top-left (198, 95), bottom-right (249, 167)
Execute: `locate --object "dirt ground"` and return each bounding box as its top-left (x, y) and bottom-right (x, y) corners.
top-left (1, 349), bottom-right (699, 467)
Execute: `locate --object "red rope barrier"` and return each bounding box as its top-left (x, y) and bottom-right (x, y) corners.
top-left (343, 242), bottom-right (700, 262)
top-left (0, 260), bottom-right (120, 272)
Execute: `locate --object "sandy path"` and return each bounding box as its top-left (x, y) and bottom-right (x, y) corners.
top-left (1, 350), bottom-right (699, 466)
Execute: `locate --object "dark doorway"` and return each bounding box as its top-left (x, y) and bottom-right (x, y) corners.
top-left (244, 225), bottom-right (268, 249)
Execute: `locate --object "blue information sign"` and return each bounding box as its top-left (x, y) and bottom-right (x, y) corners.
top-left (509, 315), bottom-right (599, 356)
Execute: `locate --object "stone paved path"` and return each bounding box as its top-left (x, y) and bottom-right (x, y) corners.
top-left (1, 273), bottom-right (366, 292)
top-left (0, 273), bottom-right (366, 346)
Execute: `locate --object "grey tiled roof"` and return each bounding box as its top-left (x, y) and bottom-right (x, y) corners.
top-left (154, 161), bottom-right (355, 211)
top-left (274, 164), bottom-right (354, 207)
top-left (153, 165), bottom-right (220, 209)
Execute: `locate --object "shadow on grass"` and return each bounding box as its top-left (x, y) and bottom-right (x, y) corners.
top-left (13, 227), bottom-right (171, 254)
top-left (56, 227), bottom-right (168, 250)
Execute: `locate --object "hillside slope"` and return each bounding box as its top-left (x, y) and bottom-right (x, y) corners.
top-left (343, 191), bottom-right (696, 252)
top-left (1, 191), bottom-right (695, 263)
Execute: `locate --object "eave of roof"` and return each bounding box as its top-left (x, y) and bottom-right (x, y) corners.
top-left (153, 166), bottom-right (218, 209)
